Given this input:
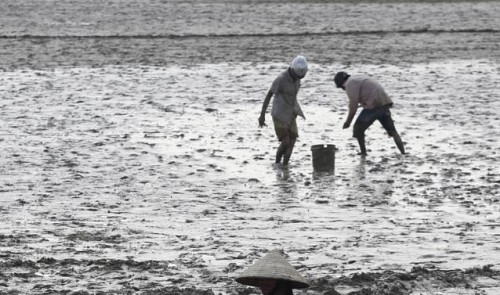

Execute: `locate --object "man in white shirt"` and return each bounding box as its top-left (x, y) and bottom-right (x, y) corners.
top-left (334, 71), bottom-right (405, 156)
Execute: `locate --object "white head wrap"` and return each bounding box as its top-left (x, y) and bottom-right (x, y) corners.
top-left (290, 55), bottom-right (308, 77)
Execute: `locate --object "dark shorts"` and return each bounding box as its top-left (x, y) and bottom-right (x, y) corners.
top-left (273, 118), bottom-right (298, 141)
top-left (353, 105), bottom-right (397, 139)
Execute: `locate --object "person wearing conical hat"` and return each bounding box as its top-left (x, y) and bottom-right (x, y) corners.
top-left (235, 249), bottom-right (309, 295)
top-left (258, 55), bottom-right (308, 167)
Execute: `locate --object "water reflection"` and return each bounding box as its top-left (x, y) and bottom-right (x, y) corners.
top-left (355, 157), bottom-right (367, 179)
top-left (312, 169), bottom-right (335, 180)
top-left (272, 165), bottom-right (299, 206)
top-left (274, 164), bottom-right (290, 181)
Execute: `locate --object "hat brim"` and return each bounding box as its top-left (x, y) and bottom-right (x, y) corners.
top-left (235, 275), bottom-right (310, 289)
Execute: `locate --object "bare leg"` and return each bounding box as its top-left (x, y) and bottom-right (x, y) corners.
top-left (275, 135), bottom-right (290, 163)
top-left (392, 132), bottom-right (405, 154)
top-left (282, 137), bottom-right (296, 166)
top-left (275, 143), bottom-right (286, 163)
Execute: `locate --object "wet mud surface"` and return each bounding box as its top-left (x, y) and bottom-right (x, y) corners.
top-left (1, 1), bottom-right (500, 294)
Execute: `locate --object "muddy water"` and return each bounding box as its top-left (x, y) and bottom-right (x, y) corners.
top-left (1, 0), bottom-right (500, 294)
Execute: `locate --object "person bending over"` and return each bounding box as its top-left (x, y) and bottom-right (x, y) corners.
top-left (334, 71), bottom-right (405, 156)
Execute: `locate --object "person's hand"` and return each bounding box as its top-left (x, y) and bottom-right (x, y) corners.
top-left (343, 121), bottom-right (350, 129)
top-left (258, 115), bottom-right (266, 127)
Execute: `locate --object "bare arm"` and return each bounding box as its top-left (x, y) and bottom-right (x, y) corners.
top-left (343, 94), bottom-right (358, 129)
top-left (259, 90), bottom-right (273, 127)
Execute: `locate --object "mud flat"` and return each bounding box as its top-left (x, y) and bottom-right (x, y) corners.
top-left (1, 1), bottom-right (499, 294)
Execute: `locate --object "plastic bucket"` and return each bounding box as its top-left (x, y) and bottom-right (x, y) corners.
top-left (311, 144), bottom-right (335, 173)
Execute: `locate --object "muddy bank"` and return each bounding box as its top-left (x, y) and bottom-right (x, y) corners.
top-left (1, 0), bottom-right (499, 69)
top-left (1, 1), bottom-right (499, 37)
top-left (308, 265), bottom-right (500, 295)
top-left (1, 31), bottom-right (500, 70)
top-left (1, 255), bottom-right (499, 294)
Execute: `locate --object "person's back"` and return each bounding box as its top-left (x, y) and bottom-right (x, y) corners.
top-left (345, 75), bottom-right (392, 110)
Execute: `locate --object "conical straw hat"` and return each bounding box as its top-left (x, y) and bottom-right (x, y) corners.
top-left (235, 250), bottom-right (309, 289)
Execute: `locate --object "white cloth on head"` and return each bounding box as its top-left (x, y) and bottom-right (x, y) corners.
top-left (290, 55), bottom-right (308, 77)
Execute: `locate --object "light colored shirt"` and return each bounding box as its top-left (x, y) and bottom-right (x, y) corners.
top-left (345, 75), bottom-right (393, 111)
top-left (270, 70), bottom-right (305, 124)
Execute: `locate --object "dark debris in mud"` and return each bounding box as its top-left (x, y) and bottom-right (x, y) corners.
top-left (2, 256), bottom-right (497, 295)
top-left (306, 265), bottom-right (500, 295)
top-left (0, 257), bottom-right (217, 295)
